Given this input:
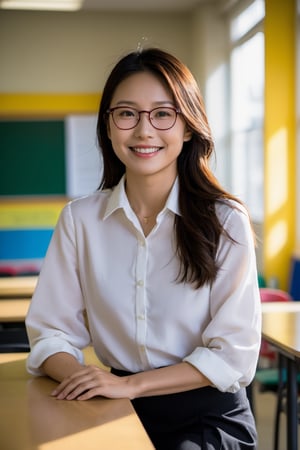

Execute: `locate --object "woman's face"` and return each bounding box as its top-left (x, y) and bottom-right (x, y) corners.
top-left (107, 71), bottom-right (191, 182)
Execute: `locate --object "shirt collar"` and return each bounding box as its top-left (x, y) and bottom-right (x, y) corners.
top-left (165, 177), bottom-right (181, 216)
top-left (104, 175), bottom-right (181, 219)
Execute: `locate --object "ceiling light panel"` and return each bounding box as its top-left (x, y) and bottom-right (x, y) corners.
top-left (0, 0), bottom-right (83, 11)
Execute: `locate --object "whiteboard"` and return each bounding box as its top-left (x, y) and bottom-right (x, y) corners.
top-left (65, 115), bottom-right (103, 198)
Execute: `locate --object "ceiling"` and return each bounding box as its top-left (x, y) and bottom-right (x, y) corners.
top-left (82, 0), bottom-right (212, 12)
top-left (0, 0), bottom-right (231, 13)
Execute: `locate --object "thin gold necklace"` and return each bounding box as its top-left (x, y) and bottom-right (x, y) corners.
top-left (132, 207), bottom-right (155, 224)
top-left (142, 216), bottom-right (152, 224)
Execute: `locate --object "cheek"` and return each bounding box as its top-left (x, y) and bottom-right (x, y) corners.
top-left (109, 131), bottom-right (122, 150)
top-left (109, 133), bottom-right (129, 164)
top-left (108, 126), bottom-right (120, 149)
top-left (109, 126), bottom-right (132, 149)
top-left (170, 128), bottom-right (190, 150)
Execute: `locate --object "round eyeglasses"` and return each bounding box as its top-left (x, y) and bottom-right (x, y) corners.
top-left (107, 106), bottom-right (181, 130)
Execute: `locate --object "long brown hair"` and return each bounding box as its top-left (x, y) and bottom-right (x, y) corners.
top-left (97, 48), bottom-right (243, 288)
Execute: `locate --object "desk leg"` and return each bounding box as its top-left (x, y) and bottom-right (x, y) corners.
top-left (287, 358), bottom-right (298, 450)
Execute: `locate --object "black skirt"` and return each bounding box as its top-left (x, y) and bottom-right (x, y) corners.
top-left (111, 368), bottom-right (257, 450)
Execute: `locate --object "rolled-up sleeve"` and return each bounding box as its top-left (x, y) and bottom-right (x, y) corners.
top-left (25, 203), bottom-right (91, 376)
top-left (184, 205), bottom-right (261, 392)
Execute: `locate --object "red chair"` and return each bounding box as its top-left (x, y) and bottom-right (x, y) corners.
top-left (259, 288), bottom-right (292, 366)
top-left (259, 287), bottom-right (292, 302)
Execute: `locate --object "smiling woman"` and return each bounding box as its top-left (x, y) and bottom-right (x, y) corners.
top-left (104, 70), bottom-right (191, 193)
top-left (25, 47), bottom-right (261, 450)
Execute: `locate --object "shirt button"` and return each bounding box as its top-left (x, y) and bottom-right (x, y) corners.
top-left (138, 314), bottom-right (145, 320)
top-left (137, 279), bottom-right (144, 287)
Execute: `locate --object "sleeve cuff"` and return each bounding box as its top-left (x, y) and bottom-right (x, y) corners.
top-left (183, 347), bottom-right (242, 393)
top-left (26, 337), bottom-right (85, 376)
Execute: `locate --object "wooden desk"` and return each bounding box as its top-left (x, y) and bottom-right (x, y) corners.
top-left (262, 301), bottom-right (300, 450)
top-left (0, 299), bottom-right (30, 322)
top-left (0, 351), bottom-right (154, 450)
top-left (0, 276), bottom-right (37, 298)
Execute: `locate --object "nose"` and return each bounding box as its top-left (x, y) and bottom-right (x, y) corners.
top-left (134, 111), bottom-right (154, 137)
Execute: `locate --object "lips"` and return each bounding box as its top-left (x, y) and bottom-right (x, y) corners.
top-left (130, 147), bottom-right (162, 154)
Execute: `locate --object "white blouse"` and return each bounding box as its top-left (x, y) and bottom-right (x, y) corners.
top-left (25, 176), bottom-right (261, 393)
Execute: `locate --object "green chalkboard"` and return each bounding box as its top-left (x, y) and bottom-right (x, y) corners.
top-left (0, 120), bottom-right (65, 195)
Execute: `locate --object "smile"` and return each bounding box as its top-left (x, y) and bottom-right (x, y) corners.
top-left (130, 147), bottom-right (162, 154)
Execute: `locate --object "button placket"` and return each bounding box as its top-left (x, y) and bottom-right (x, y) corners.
top-left (135, 234), bottom-right (148, 366)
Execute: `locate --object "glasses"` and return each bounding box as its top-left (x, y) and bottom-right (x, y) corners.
top-left (107, 106), bottom-right (181, 130)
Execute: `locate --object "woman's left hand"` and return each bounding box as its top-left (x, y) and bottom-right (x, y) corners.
top-left (51, 365), bottom-right (132, 401)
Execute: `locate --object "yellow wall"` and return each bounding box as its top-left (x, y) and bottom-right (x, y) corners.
top-left (0, 93), bottom-right (100, 116)
top-left (264, 0), bottom-right (297, 288)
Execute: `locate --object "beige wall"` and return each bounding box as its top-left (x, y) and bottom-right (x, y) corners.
top-left (0, 10), bottom-right (193, 93)
top-left (0, 5), bottom-right (267, 272)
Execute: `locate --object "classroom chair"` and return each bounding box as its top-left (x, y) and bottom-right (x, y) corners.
top-left (0, 322), bottom-right (30, 353)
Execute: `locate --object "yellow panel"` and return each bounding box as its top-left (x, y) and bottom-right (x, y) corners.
top-left (264, 0), bottom-right (297, 289)
top-left (0, 201), bottom-right (67, 228)
top-left (0, 93), bottom-right (101, 116)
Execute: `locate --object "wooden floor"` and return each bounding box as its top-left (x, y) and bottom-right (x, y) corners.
top-left (254, 380), bottom-right (300, 450)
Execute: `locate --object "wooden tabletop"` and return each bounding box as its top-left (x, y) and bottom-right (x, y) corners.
top-left (0, 298), bottom-right (30, 322)
top-left (262, 301), bottom-right (300, 358)
top-left (0, 276), bottom-right (37, 298)
top-left (0, 350), bottom-right (154, 450)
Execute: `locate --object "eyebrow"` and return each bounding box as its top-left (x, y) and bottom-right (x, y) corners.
top-left (113, 100), bottom-right (175, 107)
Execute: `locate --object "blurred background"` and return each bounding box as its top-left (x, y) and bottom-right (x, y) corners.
top-left (0, 0), bottom-right (299, 297)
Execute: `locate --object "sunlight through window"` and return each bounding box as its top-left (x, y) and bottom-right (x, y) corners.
top-left (266, 220), bottom-right (288, 259)
top-left (230, 30), bottom-right (264, 221)
top-left (230, 0), bottom-right (265, 42)
top-left (266, 128), bottom-right (288, 215)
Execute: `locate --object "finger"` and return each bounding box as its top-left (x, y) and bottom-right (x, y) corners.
top-left (65, 376), bottom-right (108, 400)
top-left (51, 366), bottom-right (114, 400)
top-left (77, 387), bottom-right (104, 401)
top-left (51, 366), bottom-right (93, 396)
top-left (51, 378), bottom-right (76, 397)
top-left (53, 373), bottom-right (94, 399)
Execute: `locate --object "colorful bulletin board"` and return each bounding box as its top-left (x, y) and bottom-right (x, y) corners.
top-left (0, 115), bottom-right (99, 272)
top-left (0, 200), bottom-right (67, 275)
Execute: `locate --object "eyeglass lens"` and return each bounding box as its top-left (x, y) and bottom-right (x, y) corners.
top-left (110, 107), bottom-right (178, 130)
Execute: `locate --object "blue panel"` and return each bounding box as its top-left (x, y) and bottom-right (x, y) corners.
top-left (289, 257), bottom-right (300, 301)
top-left (0, 229), bottom-right (54, 260)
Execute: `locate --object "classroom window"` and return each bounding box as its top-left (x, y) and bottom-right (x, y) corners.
top-left (229, 0), bottom-right (265, 222)
top-left (230, 0), bottom-right (264, 42)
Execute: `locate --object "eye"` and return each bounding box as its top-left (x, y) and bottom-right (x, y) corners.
top-left (116, 108), bottom-right (137, 118)
top-left (153, 108), bottom-right (174, 119)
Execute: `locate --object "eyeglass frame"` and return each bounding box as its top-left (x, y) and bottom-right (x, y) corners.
top-left (106, 106), bottom-right (182, 130)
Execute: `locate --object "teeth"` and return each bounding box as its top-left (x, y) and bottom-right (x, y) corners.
top-left (132, 147), bottom-right (160, 154)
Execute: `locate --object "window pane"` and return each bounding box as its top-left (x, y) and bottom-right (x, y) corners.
top-left (230, 31), bottom-right (264, 221)
top-left (231, 32), bottom-right (264, 130)
top-left (230, 0), bottom-right (265, 42)
top-left (231, 129), bottom-right (264, 222)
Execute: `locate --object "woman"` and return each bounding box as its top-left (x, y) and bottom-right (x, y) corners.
top-left (26, 48), bottom-right (261, 449)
